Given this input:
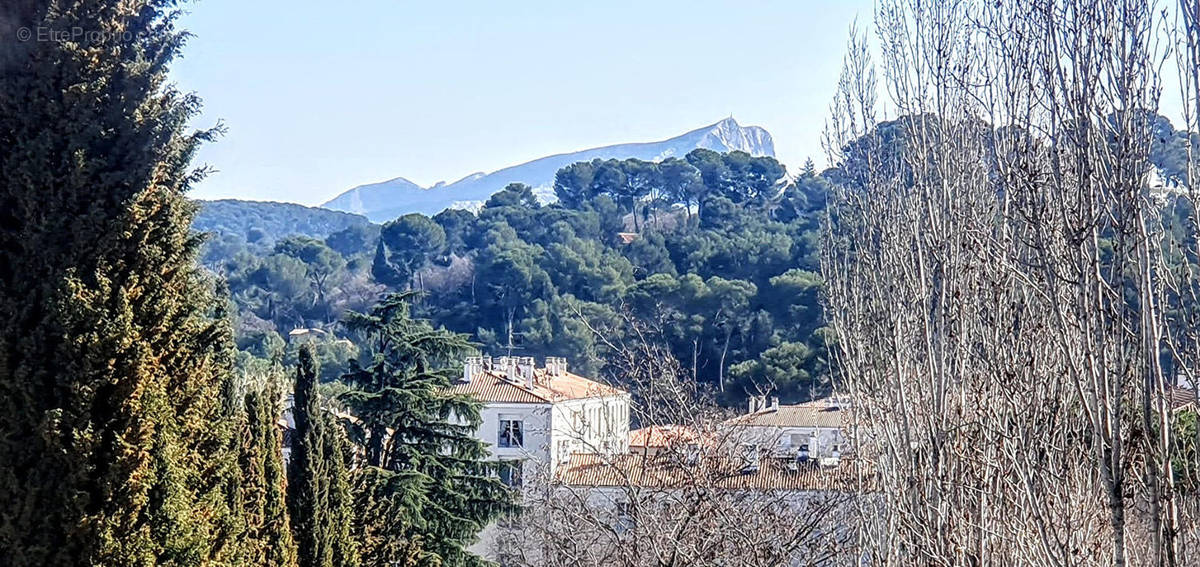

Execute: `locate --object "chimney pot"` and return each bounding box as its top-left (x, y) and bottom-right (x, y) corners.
top-left (545, 356), bottom-right (568, 378)
top-left (495, 356), bottom-right (515, 381)
top-left (519, 357), bottom-right (535, 387)
top-left (463, 356), bottom-right (480, 383)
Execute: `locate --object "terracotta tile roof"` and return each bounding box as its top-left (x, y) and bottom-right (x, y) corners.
top-left (446, 374), bottom-right (547, 404)
top-left (446, 369), bottom-right (625, 404)
top-left (557, 452), bottom-right (865, 492)
top-left (1168, 387), bottom-right (1198, 412)
top-left (629, 425), bottom-right (699, 448)
top-left (724, 400), bottom-right (847, 429)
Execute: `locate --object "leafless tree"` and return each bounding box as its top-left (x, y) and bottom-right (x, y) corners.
top-left (825, 0), bottom-right (1200, 565)
top-left (494, 461), bottom-right (857, 567)
top-left (492, 313), bottom-right (862, 566)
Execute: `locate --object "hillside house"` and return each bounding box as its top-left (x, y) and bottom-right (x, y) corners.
top-left (723, 396), bottom-right (849, 466)
top-left (447, 356), bottom-right (631, 487)
top-left (628, 424), bottom-right (700, 458)
top-left (1168, 386), bottom-right (1199, 413)
top-left (472, 387), bottom-right (861, 562)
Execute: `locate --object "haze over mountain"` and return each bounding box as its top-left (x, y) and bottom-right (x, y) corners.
top-left (320, 117), bottom-right (775, 221)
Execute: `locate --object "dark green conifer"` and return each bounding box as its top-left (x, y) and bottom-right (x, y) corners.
top-left (0, 1), bottom-right (243, 563)
top-left (340, 292), bottom-right (516, 566)
top-left (323, 411), bottom-right (359, 567)
top-left (240, 382), bottom-right (298, 566)
top-left (288, 344), bottom-right (359, 567)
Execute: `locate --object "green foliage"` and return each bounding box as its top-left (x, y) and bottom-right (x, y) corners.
top-left (220, 232), bottom-right (383, 334)
top-left (217, 151), bottom-right (832, 405)
top-left (1172, 410), bottom-right (1200, 495)
top-left (374, 213), bottom-right (447, 288)
top-left (418, 151), bottom-right (832, 403)
top-left (0, 1), bottom-right (261, 563)
top-left (236, 381), bottom-right (299, 566)
top-left (287, 345), bottom-right (359, 567)
top-left (338, 293), bottom-right (515, 566)
top-left (275, 236), bottom-right (348, 319)
top-left (325, 223), bottom-right (382, 258)
top-left (194, 199), bottom-right (373, 250)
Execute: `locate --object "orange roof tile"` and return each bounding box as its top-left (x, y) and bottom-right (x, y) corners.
top-left (724, 400), bottom-right (847, 429)
top-left (1168, 387), bottom-right (1198, 412)
top-left (557, 452), bottom-right (866, 492)
top-left (446, 369), bottom-right (625, 404)
top-left (629, 425), bottom-right (699, 448)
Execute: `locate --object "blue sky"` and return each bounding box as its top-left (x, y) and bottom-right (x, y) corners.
top-left (172, 0), bottom-right (873, 205)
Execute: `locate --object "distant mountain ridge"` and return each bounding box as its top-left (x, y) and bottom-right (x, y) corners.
top-left (320, 117), bottom-right (775, 221)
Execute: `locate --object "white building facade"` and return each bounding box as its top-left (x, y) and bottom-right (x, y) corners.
top-left (448, 356), bottom-right (631, 487)
top-left (723, 397), bottom-right (849, 466)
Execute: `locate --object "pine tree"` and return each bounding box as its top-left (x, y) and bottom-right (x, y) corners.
top-left (340, 292), bottom-right (516, 566)
top-left (0, 1), bottom-right (243, 564)
top-left (288, 344), bottom-right (358, 567)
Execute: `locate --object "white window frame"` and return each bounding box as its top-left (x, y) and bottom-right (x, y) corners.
top-left (498, 416), bottom-right (524, 448)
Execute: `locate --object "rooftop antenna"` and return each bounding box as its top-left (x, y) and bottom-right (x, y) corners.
top-left (504, 330), bottom-right (530, 358)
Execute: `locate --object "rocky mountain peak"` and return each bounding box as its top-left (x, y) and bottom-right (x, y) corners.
top-left (321, 119), bottom-right (778, 221)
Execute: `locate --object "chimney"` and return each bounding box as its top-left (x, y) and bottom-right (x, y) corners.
top-left (546, 356), bottom-right (567, 378)
top-left (494, 356), bottom-right (513, 381)
top-left (770, 397), bottom-right (779, 411)
top-left (519, 357), bottom-right (535, 388)
top-left (463, 356), bottom-right (482, 383)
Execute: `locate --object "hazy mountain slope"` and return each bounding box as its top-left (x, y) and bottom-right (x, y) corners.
top-left (321, 117), bottom-right (775, 221)
top-left (193, 199), bottom-right (373, 243)
top-left (318, 176), bottom-right (424, 219)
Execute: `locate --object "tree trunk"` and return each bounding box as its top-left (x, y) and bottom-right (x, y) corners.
top-left (718, 326), bottom-right (732, 393)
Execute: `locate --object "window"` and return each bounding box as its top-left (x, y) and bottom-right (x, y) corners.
top-left (614, 500), bottom-right (637, 532)
top-left (499, 418), bottom-right (523, 448)
top-left (498, 460), bottom-right (523, 488)
top-left (740, 442), bottom-right (760, 471)
top-left (616, 500), bottom-right (634, 520)
top-left (798, 443), bottom-right (812, 463)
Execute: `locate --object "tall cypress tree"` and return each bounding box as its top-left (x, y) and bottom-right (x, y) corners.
top-left (340, 292), bottom-right (516, 566)
top-left (288, 344), bottom-right (358, 567)
top-left (240, 382), bottom-right (298, 566)
top-left (0, 1), bottom-right (240, 563)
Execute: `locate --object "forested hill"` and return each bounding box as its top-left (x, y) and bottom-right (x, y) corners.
top-left (202, 112), bottom-right (1199, 406)
top-left (194, 199), bottom-right (373, 244)
top-left (208, 149), bottom-right (833, 405)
